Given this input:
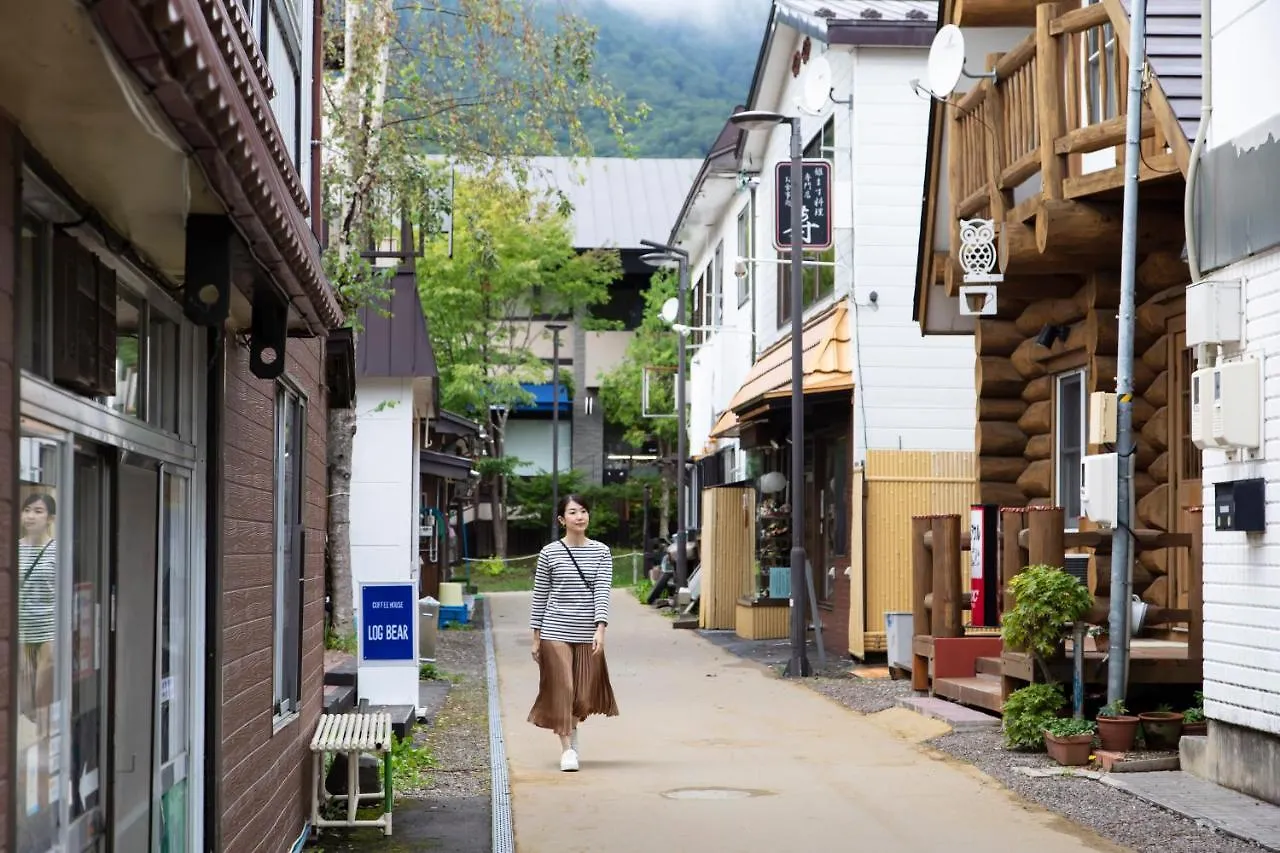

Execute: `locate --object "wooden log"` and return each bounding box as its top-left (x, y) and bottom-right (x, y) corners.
top-left (1137, 297), bottom-right (1175, 335)
top-left (1020, 376), bottom-right (1051, 405)
top-left (1090, 554), bottom-right (1153, 596)
top-left (976, 319), bottom-right (1024, 357)
top-left (912, 516), bottom-right (933, 637)
top-left (1025, 433), bottom-right (1053, 461)
top-left (1091, 356), bottom-right (1155, 394)
top-left (1137, 483), bottom-right (1171, 531)
top-left (1016, 459), bottom-right (1054, 499)
top-left (1026, 506), bottom-right (1066, 567)
top-left (1141, 406), bottom-right (1169, 452)
top-left (923, 529), bottom-right (974, 551)
top-left (977, 356), bottom-right (1025, 398)
top-left (1145, 370), bottom-right (1169, 407)
top-left (1148, 450), bottom-right (1171, 484)
top-left (1035, 200), bottom-right (1185, 258)
top-left (1086, 598), bottom-right (1111, 626)
top-left (1140, 573), bottom-right (1170, 607)
top-left (1000, 507), bottom-right (1029, 615)
top-left (1010, 337), bottom-right (1048, 379)
top-left (979, 456), bottom-right (1027, 483)
top-left (1133, 439), bottom-right (1158, 472)
top-left (999, 221), bottom-right (1094, 276)
top-left (954, 0), bottom-right (1040, 26)
top-left (1015, 298), bottom-right (1087, 336)
top-left (1131, 396), bottom-right (1156, 429)
top-left (978, 421), bottom-right (1027, 456)
top-left (1142, 334), bottom-right (1168, 372)
top-left (1188, 506), bottom-right (1203, 662)
top-left (979, 397), bottom-right (1028, 422)
top-left (1018, 400), bottom-right (1053, 436)
top-left (1075, 273), bottom-right (1119, 311)
top-left (1138, 547), bottom-right (1169, 577)
top-left (1134, 470), bottom-right (1157, 500)
top-left (932, 515), bottom-right (964, 639)
top-left (1137, 250), bottom-right (1189, 293)
top-left (980, 481), bottom-right (1027, 507)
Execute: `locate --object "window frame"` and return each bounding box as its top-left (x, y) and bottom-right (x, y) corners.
top-left (736, 207), bottom-right (751, 307)
top-left (272, 378), bottom-right (308, 724)
top-left (1054, 369), bottom-right (1087, 530)
top-left (261, 0), bottom-right (305, 167)
top-left (711, 241), bottom-right (724, 331)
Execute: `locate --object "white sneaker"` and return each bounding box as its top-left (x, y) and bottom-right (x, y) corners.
top-left (570, 728), bottom-right (579, 755)
top-left (560, 748), bottom-right (579, 772)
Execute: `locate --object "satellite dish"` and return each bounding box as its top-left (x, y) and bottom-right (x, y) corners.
top-left (660, 297), bottom-right (679, 325)
top-left (926, 24), bottom-right (967, 97)
top-left (799, 54), bottom-right (833, 114)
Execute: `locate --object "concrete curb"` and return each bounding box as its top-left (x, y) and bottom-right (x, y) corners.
top-left (484, 601), bottom-right (514, 853)
top-left (895, 695), bottom-right (1003, 732)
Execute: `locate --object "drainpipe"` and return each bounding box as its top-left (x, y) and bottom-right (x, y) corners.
top-left (202, 327), bottom-right (225, 853)
top-left (749, 179), bottom-right (759, 360)
top-left (1183, 0), bottom-right (1211, 286)
top-left (311, 0), bottom-right (325, 243)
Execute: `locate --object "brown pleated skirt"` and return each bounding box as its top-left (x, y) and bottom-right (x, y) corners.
top-left (527, 641), bottom-right (620, 735)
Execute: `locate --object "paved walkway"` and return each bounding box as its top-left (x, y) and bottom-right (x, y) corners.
top-left (490, 591), bottom-right (1125, 853)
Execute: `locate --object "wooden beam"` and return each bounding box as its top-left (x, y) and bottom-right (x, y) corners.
top-left (955, 0), bottom-right (1040, 27)
top-left (1062, 151), bottom-right (1181, 198)
top-left (1100, 0), bottom-right (1193, 176)
top-left (999, 220), bottom-right (1094, 274)
top-left (1035, 199), bottom-right (1186, 257)
top-left (1049, 2), bottom-right (1109, 35)
top-left (1036, 3), bottom-right (1068, 201)
top-left (1055, 110), bottom-right (1156, 156)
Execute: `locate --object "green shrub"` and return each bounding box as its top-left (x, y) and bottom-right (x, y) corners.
top-left (1003, 683), bottom-right (1066, 750)
top-left (1045, 717), bottom-right (1096, 738)
top-left (1003, 565), bottom-right (1093, 662)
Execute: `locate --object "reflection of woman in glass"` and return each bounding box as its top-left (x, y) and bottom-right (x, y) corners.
top-left (19, 492), bottom-right (57, 713)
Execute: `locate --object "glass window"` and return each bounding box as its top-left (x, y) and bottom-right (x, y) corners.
top-left (109, 290), bottom-right (145, 420)
top-left (274, 384), bottom-right (306, 719)
top-left (776, 246), bottom-right (836, 326)
top-left (737, 208), bottom-right (751, 307)
top-left (16, 424), bottom-right (64, 852)
top-left (69, 451), bottom-right (106, 848)
top-left (149, 313), bottom-right (181, 434)
top-left (1055, 371), bottom-right (1086, 528)
top-left (711, 241), bottom-right (724, 329)
top-left (19, 215), bottom-right (51, 378)
top-left (159, 471), bottom-right (190, 851)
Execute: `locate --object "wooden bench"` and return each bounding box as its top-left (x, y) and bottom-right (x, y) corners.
top-left (310, 712), bottom-right (394, 837)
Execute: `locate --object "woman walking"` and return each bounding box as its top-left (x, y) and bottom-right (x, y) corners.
top-left (528, 494), bottom-right (619, 771)
top-left (18, 492), bottom-right (58, 717)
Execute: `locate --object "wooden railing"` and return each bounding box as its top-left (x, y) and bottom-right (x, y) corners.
top-left (948, 1), bottom-right (1166, 228)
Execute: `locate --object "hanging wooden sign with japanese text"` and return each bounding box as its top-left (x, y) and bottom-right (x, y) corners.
top-left (773, 159), bottom-right (833, 252)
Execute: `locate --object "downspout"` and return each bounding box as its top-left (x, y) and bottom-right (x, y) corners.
top-left (1183, 0), bottom-right (1211, 285)
top-left (311, 0), bottom-right (325, 243)
top-left (749, 179), bottom-right (759, 360)
top-left (202, 328), bottom-right (225, 853)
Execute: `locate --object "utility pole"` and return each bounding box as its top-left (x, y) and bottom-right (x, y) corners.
top-left (548, 323), bottom-right (566, 541)
top-left (1106, 0), bottom-right (1148, 705)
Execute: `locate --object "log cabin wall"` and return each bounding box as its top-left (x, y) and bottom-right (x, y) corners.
top-left (974, 249), bottom-right (1198, 623)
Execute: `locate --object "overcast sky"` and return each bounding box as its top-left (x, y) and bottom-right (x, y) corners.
top-left (576, 0), bottom-right (766, 28)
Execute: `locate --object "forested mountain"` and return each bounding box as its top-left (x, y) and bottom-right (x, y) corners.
top-left (574, 2), bottom-right (770, 158)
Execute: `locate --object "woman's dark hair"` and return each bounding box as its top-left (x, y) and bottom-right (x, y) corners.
top-left (556, 494), bottom-right (590, 518)
top-left (22, 492), bottom-right (56, 517)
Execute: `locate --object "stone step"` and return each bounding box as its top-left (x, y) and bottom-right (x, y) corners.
top-left (975, 656), bottom-right (1003, 675)
top-left (932, 673), bottom-right (1004, 713)
top-left (323, 684), bottom-right (356, 716)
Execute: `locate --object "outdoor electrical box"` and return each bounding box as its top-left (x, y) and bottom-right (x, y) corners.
top-left (1080, 453), bottom-right (1119, 528)
top-left (1214, 478), bottom-right (1265, 533)
top-left (1186, 279), bottom-right (1242, 347)
top-left (968, 504), bottom-right (1000, 627)
top-left (1211, 358), bottom-right (1262, 451)
top-left (1190, 367), bottom-right (1223, 450)
top-left (1088, 391), bottom-right (1117, 445)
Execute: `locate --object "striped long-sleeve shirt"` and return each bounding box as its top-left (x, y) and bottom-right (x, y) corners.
top-left (19, 539), bottom-right (58, 644)
top-left (529, 539), bottom-right (612, 644)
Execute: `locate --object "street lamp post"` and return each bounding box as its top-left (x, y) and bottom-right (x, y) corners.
top-left (639, 241), bottom-right (691, 591)
top-left (730, 109), bottom-right (810, 678)
top-left (547, 322), bottom-right (566, 541)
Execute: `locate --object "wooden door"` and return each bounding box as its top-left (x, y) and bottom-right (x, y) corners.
top-left (1167, 316), bottom-right (1201, 615)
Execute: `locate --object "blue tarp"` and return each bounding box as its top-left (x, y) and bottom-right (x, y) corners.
top-left (515, 382), bottom-right (572, 414)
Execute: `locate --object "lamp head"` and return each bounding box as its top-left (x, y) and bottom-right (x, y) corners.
top-left (729, 110), bottom-right (790, 132)
top-left (641, 251), bottom-right (679, 270)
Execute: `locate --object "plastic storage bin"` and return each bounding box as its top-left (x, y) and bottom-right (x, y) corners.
top-left (439, 603), bottom-right (470, 629)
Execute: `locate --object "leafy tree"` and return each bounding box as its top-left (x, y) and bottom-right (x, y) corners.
top-left (598, 270), bottom-right (682, 536)
top-left (321, 0), bottom-right (640, 636)
top-left (419, 170), bottom-right (620, 556)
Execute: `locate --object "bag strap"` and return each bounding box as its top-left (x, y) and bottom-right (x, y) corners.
top-left (21, 541), bottom-right (52, 589)
top-left (558, 540), bottom-right (595, 594)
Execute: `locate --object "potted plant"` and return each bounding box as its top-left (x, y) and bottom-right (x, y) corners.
top-left (1043, 718), bottom-right (1097, 766)
top-left (1002, 683), bottom-right (1066, 750)
top-left (1003, 565), bottom-right (1094, 681)
top-left (1138, 703), bottom-right (1185, 750)
top-left (1088, 624), bottom-right (1109, 652)
top-left (1183, 691), bottom-right (1207, 736)
top-left (1096, 699), bottom-right (1140, 752)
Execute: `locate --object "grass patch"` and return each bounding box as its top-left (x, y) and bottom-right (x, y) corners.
top-left (325, 625), bottom-right (357, 654)
top-left (466, 553), bottom-right (645, 594)
top-left (390, 732), bottom-right (436, 791)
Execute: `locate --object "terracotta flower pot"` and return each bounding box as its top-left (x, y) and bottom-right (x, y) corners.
top-left (1139, 711), bottom-right (1185, 750)
top-left (1182, 721), bottom-right (1207, 737)
top-left (1096, 715), bottom-right (1140, 752)
top-left (1043, 731), bottom-right (1094, 766)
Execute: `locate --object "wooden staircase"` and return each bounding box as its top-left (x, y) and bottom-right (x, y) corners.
top-left (933, 655), bottom-right (1004, 713)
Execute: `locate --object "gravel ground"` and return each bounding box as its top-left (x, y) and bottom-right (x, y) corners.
top-left (802, 675), bottom-right (1266, 853)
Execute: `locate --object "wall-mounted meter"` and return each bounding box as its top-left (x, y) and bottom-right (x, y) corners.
top-left (1210, 358), bottom-right (1262, 451)
top-left (1190, 367), bottom-right (1223, 450)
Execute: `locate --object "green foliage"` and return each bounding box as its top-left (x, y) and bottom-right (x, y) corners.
top-left (419, 170), bottom-right (620, 422)
top-left (1099, 699), bottom-right (1129, 718)
top-left (506, 470), bottom-right (661, 547)
top-left (419, 662), bottom-right (442, 680)
top-left (1002, 565), bottom-right (1093, 664)
top-left (475, 557), bottom-right (508, 578)
top-left (325, 625), bottom-right (357, 654)
top-left (1045, 717), bottom-right (1096, 738)
top-left (1002, 683), bottom-right (1066, 750)
top-left (599, 270), bottom-right (681, 451)
top-left (633, 578), bottom-right (654, 603)
top-left (390, 733), bottom-right (436, 791)
top-left (1184, 693), bottom-right (1206, 724)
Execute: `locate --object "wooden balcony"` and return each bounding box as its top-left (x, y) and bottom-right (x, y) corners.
top-left (943, 2), bottom-right (1189, 287)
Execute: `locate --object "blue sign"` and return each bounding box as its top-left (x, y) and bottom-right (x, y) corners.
top-left (360, 583), bottom-right (416, 662)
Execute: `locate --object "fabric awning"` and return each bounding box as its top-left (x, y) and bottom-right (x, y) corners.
top-left (726, 299), bottom-right (853, 415)
top-left (420, 449), bottom-right (475, 480)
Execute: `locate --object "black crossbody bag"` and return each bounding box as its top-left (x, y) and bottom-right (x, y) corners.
top-left (558, 540), bottom-right (595, 594)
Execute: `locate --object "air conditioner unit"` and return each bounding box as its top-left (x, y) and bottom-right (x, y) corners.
top-left (1190, 367), bottom-right (1222, 450)
top-left (1080, 453), bottom-right (1119, 528)
top-left (1211, 358), bottom-right (1262, 450)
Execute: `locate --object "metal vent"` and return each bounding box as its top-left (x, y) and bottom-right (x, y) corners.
top-left (1064, 553), bottom-right (1090, 586)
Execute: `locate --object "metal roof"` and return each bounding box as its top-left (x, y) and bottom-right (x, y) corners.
top-left (775, 0), bottom-right (936, 42)
top-left (523, 157), bottom-right (704, 250)
top-left (357, 269), bottom-right (438, 379)
top-left (1121, 0), bottom-right (1201, 142)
